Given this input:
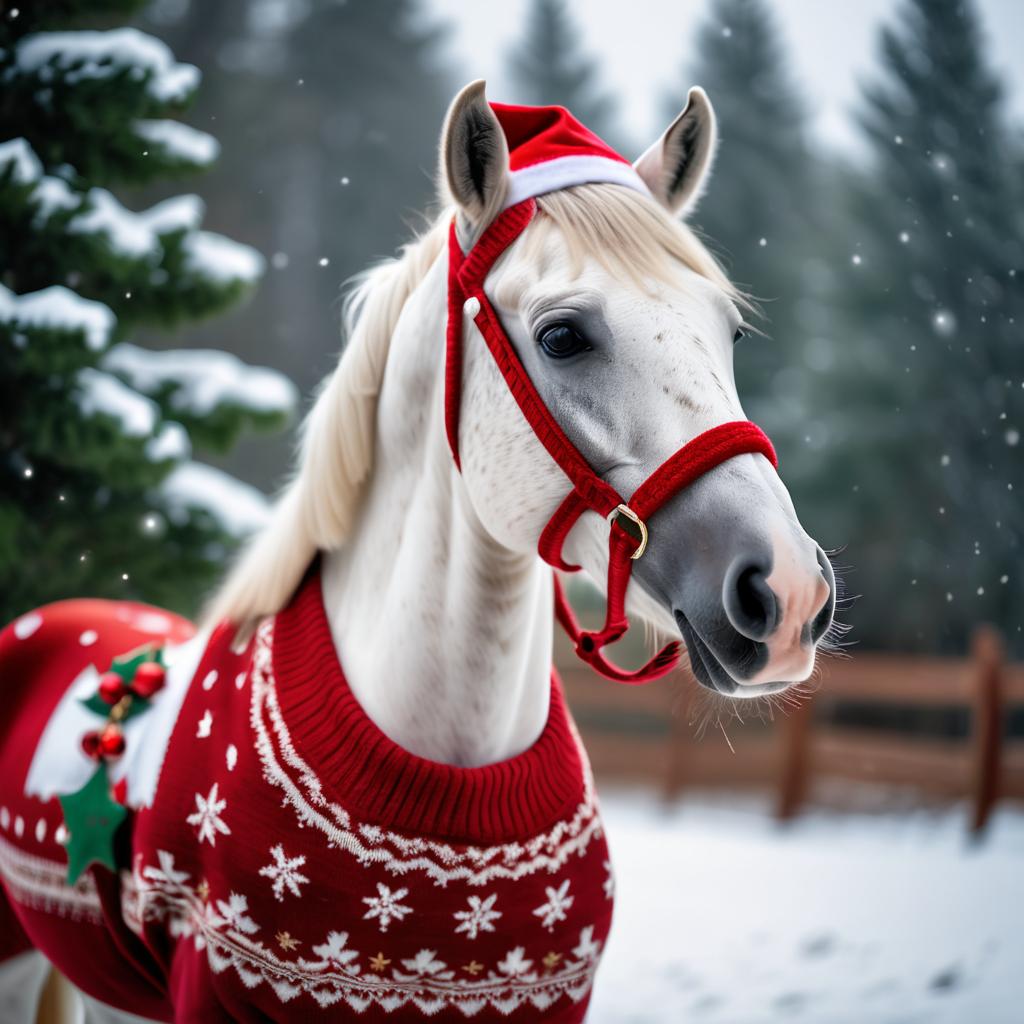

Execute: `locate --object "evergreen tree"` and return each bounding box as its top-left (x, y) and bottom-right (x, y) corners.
top-left (507, 0), bottom-right (618, 145)
top-left (146, 0), bottom-right (453, 483)
top-left (827, 0), bottom-right (1024, 652)
top-left (0, 2), bottom-right (297, 624)
top-left (681, 0), bottom-right (832, 537)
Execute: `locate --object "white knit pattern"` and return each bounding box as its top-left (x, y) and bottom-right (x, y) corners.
top-left (248, 621), bottom-right (606, 886)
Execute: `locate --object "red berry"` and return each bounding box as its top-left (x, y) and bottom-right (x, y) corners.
top-left (131, 661), bottom-right (166, 698)
top-left (80, 730), bottom-right (102, 760)
top-left (98, 672), bottom-right (126, 705)
top-left (99, 725), bottom-right (125, 759)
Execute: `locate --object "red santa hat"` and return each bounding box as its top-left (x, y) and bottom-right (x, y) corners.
top-left (491, 103), bottom-right (651, 208)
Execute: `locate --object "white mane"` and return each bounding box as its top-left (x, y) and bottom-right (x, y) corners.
top-left (205, 185), bottom-right (738, 634)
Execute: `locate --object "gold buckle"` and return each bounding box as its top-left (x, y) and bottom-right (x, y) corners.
top-left (607, 504), bottom-right (648, 560)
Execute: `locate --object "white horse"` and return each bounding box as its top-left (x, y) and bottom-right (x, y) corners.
top-left (0, 82), bottom-right (834, 1023)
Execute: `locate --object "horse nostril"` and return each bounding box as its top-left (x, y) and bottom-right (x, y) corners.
top-left (723, 561), bottom-right (778, 642)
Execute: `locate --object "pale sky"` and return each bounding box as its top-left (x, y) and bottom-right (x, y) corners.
top-left (426, 0), bottom-right (1024, 157)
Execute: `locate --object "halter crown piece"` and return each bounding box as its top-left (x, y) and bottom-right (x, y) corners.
top-left (445, 103), bottom-right (778, 685)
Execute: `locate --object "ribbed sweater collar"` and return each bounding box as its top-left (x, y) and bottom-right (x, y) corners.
top-left (271, 573), bottom-right (585, 844)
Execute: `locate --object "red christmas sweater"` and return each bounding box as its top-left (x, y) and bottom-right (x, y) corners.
top-left (0, 573), bottom-right (613, 1022)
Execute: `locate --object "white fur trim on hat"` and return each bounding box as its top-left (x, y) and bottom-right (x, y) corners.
top-left (504, 154), bottom-right (652, 208)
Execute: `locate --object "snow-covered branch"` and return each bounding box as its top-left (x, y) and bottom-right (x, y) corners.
top-left (161, 462), bottom-right (271, 537)
top-left (0, 283), bottom-right (115, 352)
top-left (13, 29), bottom-right (200, 105)
top-left (135, 120), bottom-right (220, 169)
top-left (103, 343), bottom-right (297, 420)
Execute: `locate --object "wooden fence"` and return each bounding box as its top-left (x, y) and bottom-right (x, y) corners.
top-left (558, 626), bottom-right (1024, 834)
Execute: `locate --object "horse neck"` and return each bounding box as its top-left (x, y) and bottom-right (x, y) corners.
top-left (320, 255), bottom-right (553, 767)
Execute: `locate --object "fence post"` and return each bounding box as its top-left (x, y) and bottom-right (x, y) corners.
top-left (969, 625), bottom-right (1004, 837)
top-left (775, 693), bottom-right (816, 822)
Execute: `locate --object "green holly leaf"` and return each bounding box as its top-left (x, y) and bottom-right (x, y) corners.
top-left (81, 693), bottom-right (113, 716)
top-left (80, 691), bottom-right (151, 720)
top-left (108, 644), bottom-right (164, 684)
top-left (59, 764), bottom-right (127, 884)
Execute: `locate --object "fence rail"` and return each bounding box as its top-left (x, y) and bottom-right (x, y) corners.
top-left (558, 626), bottom-right (1024, 834)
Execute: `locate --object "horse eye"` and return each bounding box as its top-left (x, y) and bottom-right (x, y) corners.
top-left (538, 323), bottom-right (590, 359)
top-left (733, 326), bottom-right (747, 344)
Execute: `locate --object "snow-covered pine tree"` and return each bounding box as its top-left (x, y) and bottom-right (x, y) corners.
top-left (669, 0), bottom-right (857, 618)
top-left (829, 0), bottom-right (1024, 652)
top-left (147, 0), bottom-right (453, 418)
top-left (0, 2), bottom-right (297, 625)
top-left (507, 0), bottom-right (619, 146)
top-left (680, 0), bottom-right (823, 459)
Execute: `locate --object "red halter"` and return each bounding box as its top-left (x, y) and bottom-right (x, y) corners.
top-left (446, 199), bottom-right (778, 684)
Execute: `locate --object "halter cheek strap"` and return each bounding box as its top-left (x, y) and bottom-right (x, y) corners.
top-left (446, 199), bottom-right (779, 684)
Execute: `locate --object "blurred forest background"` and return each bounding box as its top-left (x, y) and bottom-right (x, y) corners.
top-left (3, 0), bottom-right (1022, 658)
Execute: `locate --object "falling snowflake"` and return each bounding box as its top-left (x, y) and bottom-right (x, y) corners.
top-left (362, 883), bottom-right (412, 933)
top-left (532, 879), bottom-right (574, 932)
top-left (312, 931), bottom-right (361, 972)
top-left (259, 844), bottom-right (310, 902)
top-left (453, 892), bottom-right (502, 940)
top-left (186, 784), bottom-right (230, 846)
top-left (215, 892), bottom-right (258, 935)
top-left (572, 925), bottom-right (601, 963)
top-left (497, 946), bottom-right (534, 977)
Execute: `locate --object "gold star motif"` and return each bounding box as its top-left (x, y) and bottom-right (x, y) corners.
top-left (276, 931), bottom-right (300, 952)
top-left (463, 960), bottom-right (484, 976)
top-left (542, 951), bottom-right (562, 971)
top-left (195, 879), bottom-right (210, 902)
top-left (369, 952), bottom-right (391, 973)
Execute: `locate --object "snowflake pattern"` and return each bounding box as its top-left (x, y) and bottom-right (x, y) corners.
top-left (312, 931), bottom-right (361, 973)
top-left (258, 844), bottom-right (310, 902)
top-left (362, 882), bottom-right (412, 933)
top-left (186, 784), bottom-right (230, 846)
top-left (399, 949), bottom-right (454, 980)
top-left (497, 946), bottom-right (535, 978)
top-left (532, 878), bottom-right (574, 932)
top-left (453, 892), bottom-right (502, 940)
top-left (144, 849), bottom-right (190, 885)
top-left (214, 892), bottom-right (258, 935)
top-left (602, 859), bottom-right (615, 900)
top-left (572, 925), bottom-right (601, 963)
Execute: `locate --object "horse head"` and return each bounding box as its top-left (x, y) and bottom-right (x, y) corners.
top-left (444, 82), bottom-right (836, 697)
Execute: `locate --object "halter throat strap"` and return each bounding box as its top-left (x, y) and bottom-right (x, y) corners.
top-left (446, 199), bottom-right (778, 684)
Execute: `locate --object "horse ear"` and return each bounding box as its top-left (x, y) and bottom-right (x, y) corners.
top-left (634, 87), bottom-right (717, 216)
top-left (440, 80), bottom-right (509, 232)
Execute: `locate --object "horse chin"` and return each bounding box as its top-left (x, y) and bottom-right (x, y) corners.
top-left (674, 610), bottom-right (795, 699)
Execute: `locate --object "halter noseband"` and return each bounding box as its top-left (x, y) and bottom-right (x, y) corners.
top-left (446, 199), bottom-right (778, 684)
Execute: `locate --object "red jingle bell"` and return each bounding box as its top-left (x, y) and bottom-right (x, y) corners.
top-left (99, 725), bottom-right (125, 759)
top-left (131, 660), bottom-right (166, 698)
top-left (98, 671), bottom-right (126, 705)
top-left (80, 730), bottom-right (102, 760)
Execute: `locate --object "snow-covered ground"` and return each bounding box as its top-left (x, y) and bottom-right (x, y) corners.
top-left (590, 790), bottom-right (1023, 1023)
